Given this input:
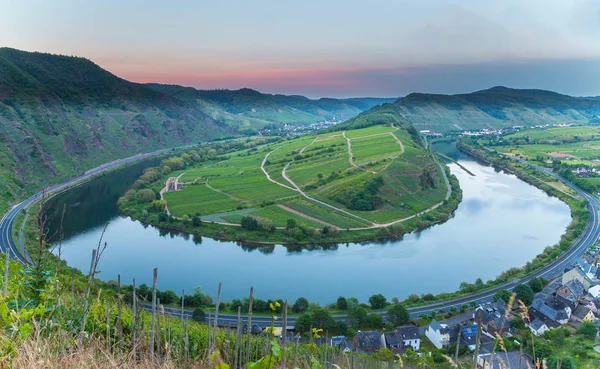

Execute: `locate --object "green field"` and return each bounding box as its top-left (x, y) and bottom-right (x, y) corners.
top-left (351, 134), bottom-right (402, 166)
top-left (151, 124), bottom-right (450, 231)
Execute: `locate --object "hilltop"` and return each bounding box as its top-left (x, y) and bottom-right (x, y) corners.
top-left (336, 86), bottom-right (600, 133)
top-left (118, 124), bottom-right (461, 244)
top-left (146, 83), bottom-right (394, 132)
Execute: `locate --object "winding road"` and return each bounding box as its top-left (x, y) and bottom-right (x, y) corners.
top-left (0, 146), bottom-right (193, 264)
top-left (2, 145), bottom-right (599, 329)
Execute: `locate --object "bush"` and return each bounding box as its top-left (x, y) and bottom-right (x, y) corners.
top-left (192, 308), bottom-right (206, 322)
top-left (136, 189), bottom-right (155, 203)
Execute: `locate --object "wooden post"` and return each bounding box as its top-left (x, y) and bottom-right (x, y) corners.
top-left (180, 289), bottom-right (185, 354)
top-left (473, 311), bottom-right (482, 369)
top-left (157, 297), bottom-right (162, 357)
top-left (282, 300), bottom-right (288, 369)
top-left (150, 268), bottom-right (157, 360)
top-left (455, 323), bottom-right (461, 367)
top-left (246, 287), bottom-right (254, 365)
top-left (556, 357), bottom-right (562, 369)
top-left (184, 319), bottom-right (189, 363)
top-left (78, 249), bottom-right (97, 348)
top-left (132, 278), bottom-right (137, 356)
top-left (117, 274), bottom-right (123, 352)
top-left (234, 306), bottom-right (241, 369)
top-left (212, 281), bottom-right (222, 352)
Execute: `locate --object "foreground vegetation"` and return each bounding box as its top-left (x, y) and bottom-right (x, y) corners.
top-left (119, 125), bottom-right (462, 244)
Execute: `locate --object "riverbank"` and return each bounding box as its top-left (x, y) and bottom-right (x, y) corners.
top-left (118, 159), bottom-right (463, 245)
top-left (457, 138), bottom-right (589, 280)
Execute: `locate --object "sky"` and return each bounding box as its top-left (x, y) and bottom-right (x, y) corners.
top-left (1, 0), bottom-right (600, 98)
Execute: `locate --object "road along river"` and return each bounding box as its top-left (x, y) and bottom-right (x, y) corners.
top-left (37, 144), bottom-right (574, 304)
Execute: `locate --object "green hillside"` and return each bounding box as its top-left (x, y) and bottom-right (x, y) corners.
top-left (119, 124), bottom-right (460, 243)
top-left (0, 48), bottom-right (236, 212)
top-left (147, 83), bottom-right (394, 131)
top-left (336, 86), bottom-right (600, 133)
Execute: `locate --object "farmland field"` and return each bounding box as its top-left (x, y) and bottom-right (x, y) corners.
top-left (156, 124), bottom-right (451, 233)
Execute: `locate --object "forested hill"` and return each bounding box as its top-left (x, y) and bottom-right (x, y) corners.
top-left (146, 83), bottom-right (394, 132)
top-left (335, 86), bottom-right (600, 133)
top-left (0, 47), bottom-right (230, 210)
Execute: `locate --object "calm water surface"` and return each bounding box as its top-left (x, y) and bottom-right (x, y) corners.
top-left (49, 145), bottom-right (571, 303)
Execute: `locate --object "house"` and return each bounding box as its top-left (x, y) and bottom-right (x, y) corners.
top-left (331, 336), bottom-right (352, 353)
top-left (562, 266), bottom-right (594, 290)
top-left (557, 279), bottom-right (586, 301)
top-left (475, 300), bottom-right (510, 335)
top-left (460, 324), bottom-right (478, 350)
top-left (571, 305), bottom-right (595, 323)
top-left (528, 318), bottom-right (549, 337)
top-left (477, 352), bottom-right (534, 369)
top-left (381, 326), bottom-right (420, 352)
top-left (529, 297), bottom-right (571, 325)
top-left (425, 319), bottom-right (451, 349)
top-left (588, 284), bottom-right (600, 298)
top-left (575, 260), bottom-right (598, 281)
top-left (354, 331), bottom-right (382, 353)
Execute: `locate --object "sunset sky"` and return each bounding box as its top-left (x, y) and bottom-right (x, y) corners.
top-left (2, 0), bottom-right (599, 97)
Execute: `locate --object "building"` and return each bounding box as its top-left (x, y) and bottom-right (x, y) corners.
top-left (571, 305), bottom-right (595, 323)
top-left (425, 319), bottom-right (451, 349)
top-left (475, 300), bottom-right (510, 335)
top-left (381, 326), bottom-right (420, 352)
top-left (331, 336), bottom-right (352, 353)
top-left (460, 324), bottom-right (478, 350)
top-left (589, 284), bottom-right (600, 298)
top-left (354, 331), bottom-right (382, 354)
top-left (477, 352), bottom-right (534, 369)
top-left (562, 266), bottom-right (595, 290)
top-left (528, 318), bottom-right (549, 337)
top-left (557, 279), bottom-right (586, 301)
top-left (529, 297), bottom-right (571, 325)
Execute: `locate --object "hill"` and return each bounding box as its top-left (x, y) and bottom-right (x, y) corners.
top-left (0, 48), bottom-right (234, 212)
top-left (336, 86), bottom-right (600, 133)
top-left (118, 124), bottom-right (460, 243)
top-left (146, 83), bottom-right (394, 132)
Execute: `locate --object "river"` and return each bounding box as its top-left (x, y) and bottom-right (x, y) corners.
top-left (47, 143), bottom-right (571, 304)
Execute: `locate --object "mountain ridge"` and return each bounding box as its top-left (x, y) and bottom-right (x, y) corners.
top-left (335, 86), bottom-right (600, 133)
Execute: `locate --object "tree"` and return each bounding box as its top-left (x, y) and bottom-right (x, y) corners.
top-left (286, 219), bottom-right (297, 230)
top-left (253, 298), bottom-right (267, 312)
top-left (192, 308), bottom-right (206, 322)
top-left (347, 307), bottom-right (368, 326)
top-left (493, 289), bottom-right (512, 304)
top-left (474, 278), bottom-right (484, 288)
top-left (295, 313), bottom-right (312, 333)
top-left (160, 289), bottom-right (178, 304)
top-left (136, 189), bottom-right (155, 203)
top-left (240, 216), bottom-right (259, 231)
top-left (547, 358), bottom-right (574, 369)
top-left (576, 321), bottom-right (597, 340)
top-left (312, 308), bottom-right (335, 329)
top-left (368, 294), bottom-right (387, 309)
top-left (528, 277), bottom-right (547, 293)
top-left (347, 297), bottom-right (359, 310)
top-left (366, 313), bottom-right (383, 328)
top-left (514, 284), bottom-right (534, 306)
top-left (387, 304), bottom-right (409, 326)
top-left (293, 297), bottom-right (309, 313)
top-left (336, 296), bottom-right (348, 310)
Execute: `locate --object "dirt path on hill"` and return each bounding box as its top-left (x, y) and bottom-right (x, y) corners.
top-left (277, 204), bottom-right (339, 229)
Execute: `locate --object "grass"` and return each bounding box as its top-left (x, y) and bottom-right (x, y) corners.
top-left (350, 134), bottom-right (402, 166)
top-left (128, 125), bottom-right (454, 240)
top-left (163, 184), bottom-right (240, 216)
